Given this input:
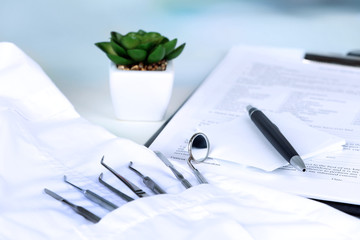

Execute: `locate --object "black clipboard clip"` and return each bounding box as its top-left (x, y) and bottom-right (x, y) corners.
top-left (304, 50), bottom-right (360, 67)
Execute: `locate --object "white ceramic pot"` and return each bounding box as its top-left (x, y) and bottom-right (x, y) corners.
top-left (109, 61), bottom-right (174, 121)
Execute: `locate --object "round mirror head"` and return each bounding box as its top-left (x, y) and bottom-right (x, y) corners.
top-left (188, 132), bottom-right (210, 163)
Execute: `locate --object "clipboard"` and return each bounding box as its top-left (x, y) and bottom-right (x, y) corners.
top-left (145, 46), bottom-right (360, 217)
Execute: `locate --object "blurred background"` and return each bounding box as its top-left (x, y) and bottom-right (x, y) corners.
top-left (1, 0), bottom-right (359, 142)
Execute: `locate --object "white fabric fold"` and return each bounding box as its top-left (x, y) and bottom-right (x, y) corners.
top-left (1, 42), bottom-right (360, 240)
top-left (78, 181), bottom-right (360, 240)
top-left (0, 42), bottom-right (76, 121)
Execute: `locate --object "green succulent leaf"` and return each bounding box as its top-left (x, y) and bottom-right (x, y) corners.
top-left (95, 42), bottom-right (117, 55)
top-left (137, 29), bottom-right (147, 35)
top-left (127, 49), bottom-right (147, 62)
top-left (138, 42), bottom-right (154, 51)
top-left (120, 35), bottom-right (141, 49)
top-left (126, 32), bottom-right (138, 37)
top-left (110, 31), bottom-right (123, 44)
top-left (160, 37), bottom-right (170, 44)
top-left (166, 43), bottom-right (185, 60)
top-left (147, 45), bottom-right (166, 64)
top-left (110, 40), bottom-right (127, 57)
top-left (107, 54), bottom-right (135, 66)
top-left (163, 38), bottom-right (177, 55)
top-left (96, 30), bottom-right (186, 65)
top-left (142, 32), bottom-right (163, 44)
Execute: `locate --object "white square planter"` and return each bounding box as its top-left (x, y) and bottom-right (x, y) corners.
top-left (109, 61), bottom-right (174, 121)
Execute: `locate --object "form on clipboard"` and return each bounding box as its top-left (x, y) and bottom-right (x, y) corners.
top-left (149, 45), bottom-right (360, 206)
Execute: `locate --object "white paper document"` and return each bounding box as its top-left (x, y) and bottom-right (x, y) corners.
top-left (200, 112), bottom-right (345, 171)
top-left (149, 45), bottom-right (360, 204)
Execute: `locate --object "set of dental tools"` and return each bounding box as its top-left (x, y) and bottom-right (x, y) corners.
top-left (44, 132), bottom-right (210, 223)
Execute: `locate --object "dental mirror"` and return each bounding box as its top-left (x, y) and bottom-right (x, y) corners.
top-left (187, 132), bottom-right (210, 184)
top-left (188, 132), bottom-right (210, 163)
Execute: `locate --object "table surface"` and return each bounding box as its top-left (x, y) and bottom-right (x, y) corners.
top-left (1, 0), bottom-right (360, 144)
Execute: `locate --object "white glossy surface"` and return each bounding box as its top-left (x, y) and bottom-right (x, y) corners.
top-left (1, 0), bottom-right (359, 144)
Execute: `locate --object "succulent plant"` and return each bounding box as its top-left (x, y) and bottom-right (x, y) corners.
top-left (95, 30), bottom-right (185, 70)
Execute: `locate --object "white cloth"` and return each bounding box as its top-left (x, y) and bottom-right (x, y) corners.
top-left (1, 42), bottom-right (360, 240)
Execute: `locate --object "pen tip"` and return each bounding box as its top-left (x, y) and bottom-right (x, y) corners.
top-left (246, 105), bottom-right (253, 111)
top-left (290, 156), bottom-right (307, 173)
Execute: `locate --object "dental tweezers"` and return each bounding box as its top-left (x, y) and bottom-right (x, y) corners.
top-left (128, 161), bottom-right (166, 194)
top-left (44, 188), bottom-right (101, 223)
top-left (101, 156), bottom-right (149, 198)
top-left (63, 175), bottom-right (118, 211)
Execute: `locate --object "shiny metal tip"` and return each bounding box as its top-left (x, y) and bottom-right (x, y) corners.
top-left (290, 155), bottom-right (306, 172)
top-left (246, 105), bottom-right (254, 112)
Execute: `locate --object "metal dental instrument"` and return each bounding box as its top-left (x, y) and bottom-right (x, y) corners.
top-left (98, 173), bottom-right (134, 202)
top-left (100, 156), bottom-right (149, 198)
top-left (63, 175), bottom-right (118, 211)
top-left (187, 133), bottom-right (209, 184)
top-left (154, 151), bottom-right (192, 189)
top-left (128, 161), bottom-right (166, 195)
top-left (44, 188), bottom-right (101, 223)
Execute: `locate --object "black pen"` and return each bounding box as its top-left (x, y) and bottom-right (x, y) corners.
top-left (246, 105), bottom-right (306, 172)
top-left (304, 53), bottom-right (360, 67)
